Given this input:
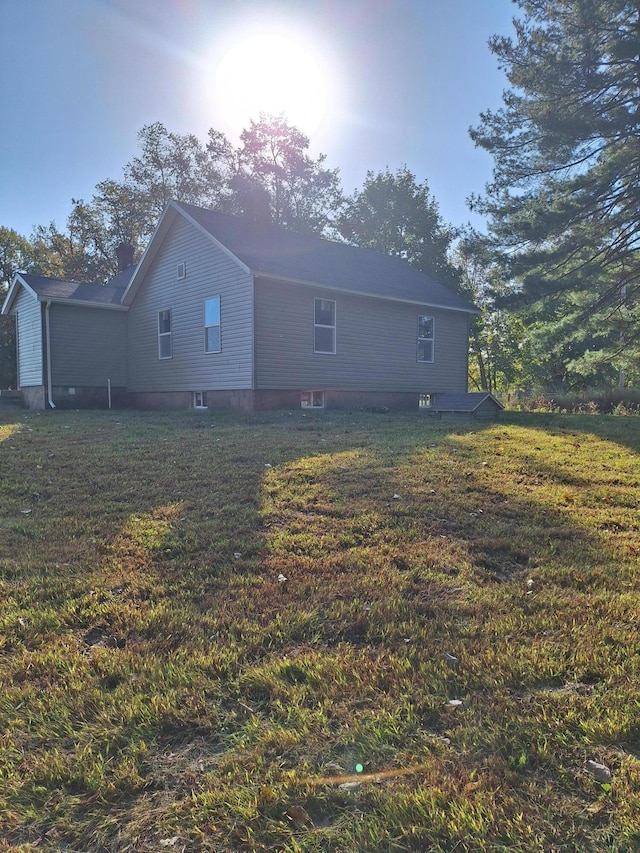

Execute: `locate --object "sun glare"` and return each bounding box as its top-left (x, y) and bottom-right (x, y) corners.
top-left (212, 29), bottom-right (332, 137)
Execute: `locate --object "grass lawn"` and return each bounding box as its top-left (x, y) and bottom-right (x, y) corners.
top-left (0, 408), bottom-right (638, 852)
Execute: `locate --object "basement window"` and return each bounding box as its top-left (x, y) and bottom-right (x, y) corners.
top-left (193, 391), bottom-right (207, 409)
top-left (419, 393), bottom-right (432, 408)
top-left (301, 391), bottom-right (325, 409)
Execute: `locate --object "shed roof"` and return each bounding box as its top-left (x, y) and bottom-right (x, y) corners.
top-left (434, 392), bottom-right (504, 412)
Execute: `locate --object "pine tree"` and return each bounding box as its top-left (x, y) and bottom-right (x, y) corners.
top-left (471, 0), bottom-right (640, 388)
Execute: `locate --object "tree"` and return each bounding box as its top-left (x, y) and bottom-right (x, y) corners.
top-left (338, 166), bottom-right (460, 287)
top-left (27, 124), bottom-right (234, 285)
top-left (470, 0), bottom-right (640, 389)
top-left (0, 311), bottom-right (15, 388)
top-left (27, 219), bottom-right (117, 283)
top-left (0, 227), bottom-right (35, 285)
top-left (30, 118), bottom-right (342, 284)
top-left (61, 179), bottom-right (160, 282)
top-left (453, 230), bottom-right (534, 395)
top-left (125, 122), bottom-right (231, 227)
top-left (231, 113), bottom-right (343, 235)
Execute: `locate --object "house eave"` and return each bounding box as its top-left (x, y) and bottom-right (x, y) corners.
top-left (2, 273), bottom-right (128, 313)
top-left (122, 207), bottom-right (178, 305)
top-left (45, 298), bottom-right (129, 311)
top-left (174, 203), bottom-right (253, 275)
top-left (253, 271), bottom-right (481, 314)
top-left (2, 273), bottom-right (37, 314)
top-left (121, 201), bottom-right (479, 315)
top-left (122, 201), bottom-right (252, 306)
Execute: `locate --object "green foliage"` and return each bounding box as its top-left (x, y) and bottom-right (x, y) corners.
top-left (1, 118), bottom-right (466, 309)
top-left (0, 227), bottom-right (35, 286)
top-left (0, 409), bottom-right (639, 851)
top-left (125, 122), bottom-right (230, 223)
top-left (453, 229), bottom-right (534, 394)
top-left (30, 192), bottom-right (135, 285)
top-left (338, 166), bottom-right (460, 287)
top-left (0, 314), bottom-right (16, 388)
top-left (15, 116), bottom-right (346, 285)
top-left (28, 123), bottom-right (233, 284)
top-left (471, 0), bottom-right (640, 391)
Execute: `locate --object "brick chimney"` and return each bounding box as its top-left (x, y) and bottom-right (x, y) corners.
top-left (231, 175), bottom-right (271, 225)
top-left (116, 243), bottom-right (135, 272)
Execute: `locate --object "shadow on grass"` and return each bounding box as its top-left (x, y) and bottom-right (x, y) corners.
top-left (1, 409), bottom-right (638, 851)
top-left (2, 408), bottom-right (635, 648)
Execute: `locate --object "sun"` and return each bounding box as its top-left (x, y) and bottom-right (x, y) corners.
top-left (212, 29), bottom-right (332, 137)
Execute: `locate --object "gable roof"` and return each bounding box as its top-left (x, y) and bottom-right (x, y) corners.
top-left (434, 392), bottom-right (504, 413)
top-left (2, 269), bottom-right (134, 314)
top-left (124, 201), bottom-right (478, 314)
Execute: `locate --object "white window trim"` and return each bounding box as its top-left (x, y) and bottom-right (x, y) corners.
top-left (314, 297), bottom-right (336, 355)
top-left (193, 391), bottom-right (207, 409)
top-left (417, 315), bottom-right (435, 364)
top-left (204, 296), bottom-right (221, 354)
top-left (301, 390), bottom-right (325, 409)
top-left (158, 309), bottom-right (172, 360)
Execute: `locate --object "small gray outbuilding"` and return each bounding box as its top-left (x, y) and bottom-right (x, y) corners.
top-left (430, 391), bottom-right (503, 420)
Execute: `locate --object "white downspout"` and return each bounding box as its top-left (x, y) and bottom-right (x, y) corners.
top-left (45, 301), bottom-right (56, 409)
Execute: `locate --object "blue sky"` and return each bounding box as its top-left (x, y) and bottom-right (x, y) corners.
top-left (0, 0), bottom-right (516, 239)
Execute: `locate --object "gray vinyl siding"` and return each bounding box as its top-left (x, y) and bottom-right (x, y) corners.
top-left (48, 304), bottom-right (127, 386)
top-left (254, 278), bottom-right (469, 392)
top-left (14, 289), bottom-right (43, 387)
top-left (127, 216), bottom-right (253, 392)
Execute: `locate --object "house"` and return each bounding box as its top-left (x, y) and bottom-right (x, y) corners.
top-left (2, 201), bottom-right (480, 412)
top-left (2, 267), bottom-right (132, 410)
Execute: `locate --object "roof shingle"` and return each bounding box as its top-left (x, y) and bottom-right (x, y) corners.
top-left (18, 271), bottom-right (133, 306)
top-left (176, 202), bottom-right (477, 313)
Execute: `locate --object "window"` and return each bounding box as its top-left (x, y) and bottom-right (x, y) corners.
top-left (158, 309), bottom-right (172, 359)
top-left (419, 393), bottom-right (432, 408)
top-left (177, 262), bottom-right (186, 280)
top-left (301, 391), bottom-right (325, 409)
top-left (314, 298), bottom-right (336, 354)
top-left (417, 315), bottom-right (434, 363)
top-left (204, 296), bottom-right (221, 353)
top-left (193, 391), bottom-right (207, 408)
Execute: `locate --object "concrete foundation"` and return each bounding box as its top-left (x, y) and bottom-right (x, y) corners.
top-left (125, 391), bottom-right (194, 411)
top-left (50, 386), bottom-right (128, 410)
top-left (16, 386), bottom-right (453, 414)
top-left (19, 386), bottom-right (46, 410)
